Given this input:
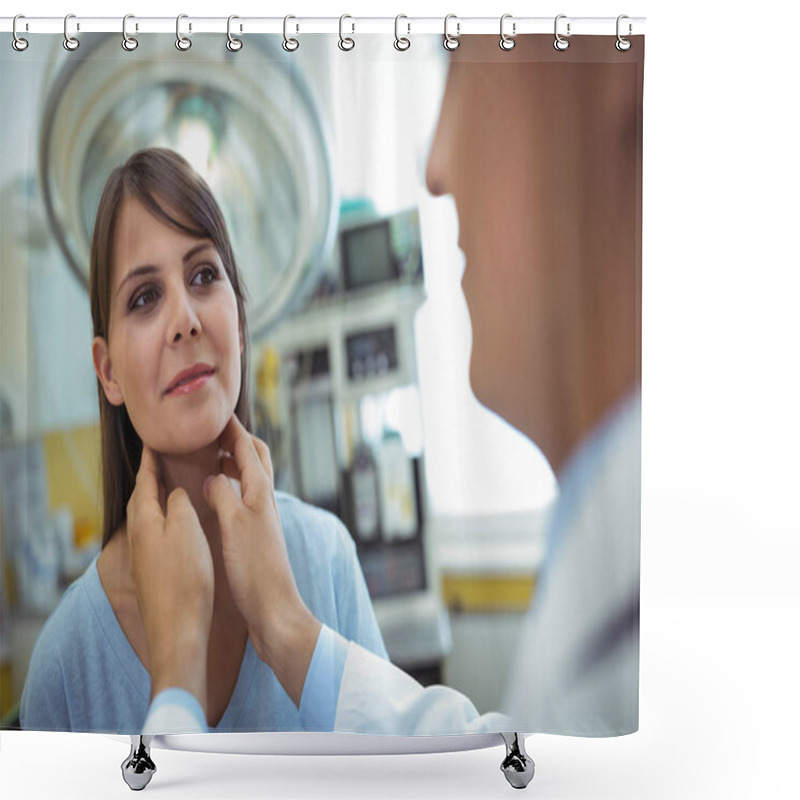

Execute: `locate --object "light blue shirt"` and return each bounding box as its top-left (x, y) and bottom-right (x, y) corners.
top-left (20, 492), bottom-right (386, 734)
top-left (142, 624), bottom-right (347, 734)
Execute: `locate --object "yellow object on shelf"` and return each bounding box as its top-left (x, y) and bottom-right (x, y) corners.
top-left (42, 424), bottom-right (102, 546)
top-left (74, 518), bottom-right (97, 549)
top-left (257, 345), bottom-right (281, 416)
top-left (441, 574), bottom-right (536, 614)
top-left (0, 662), bottom-right (13, 719)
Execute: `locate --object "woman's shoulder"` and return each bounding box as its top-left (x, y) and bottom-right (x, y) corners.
top-left (276, 491), bottom-right (353, 548)
top-left (275, 491), bottom-right (358, 576)
top-left (27, 558), bottom-right (104, 660)
top-left (20, 558), bottom-right (104, 728)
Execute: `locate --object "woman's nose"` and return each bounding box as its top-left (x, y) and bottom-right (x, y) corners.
top-left (167, 290), bottom-right (201, 343)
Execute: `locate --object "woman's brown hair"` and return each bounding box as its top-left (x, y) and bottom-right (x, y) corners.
top-left (90, 147), bottom-right (252, 547)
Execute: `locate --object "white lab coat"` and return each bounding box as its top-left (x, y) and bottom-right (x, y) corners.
top-left (334, 392), bottom-right (641, 737)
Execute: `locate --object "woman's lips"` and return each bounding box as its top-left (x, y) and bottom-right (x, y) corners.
top-left (164, 365), bottom-right (215, 396)
top-left (167, 373), bottom-right (213, 397)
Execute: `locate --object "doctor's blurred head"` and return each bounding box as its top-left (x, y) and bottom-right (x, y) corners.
top-left (89, 147), bottom-right (252, 545)
top-left (425, 35), bottom-right (641, 473)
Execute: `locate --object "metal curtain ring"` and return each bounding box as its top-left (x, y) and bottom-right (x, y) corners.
top-left (553, 14), bottom-right (570, 51)
top-left (394, 14), bottom-right (411, 51)
top-left (12, 14), bottom-right (29, 51)
top-left (176, 14), bottom-right (192, 51)
top-left (616, 14), bottom-right (632, 51)
top-left (443, 14), bottom-right (460, 51)
top-left (63, 13), bottom-right (79, 51)
top-left (499, 13), bottom-right (515, 50)
top-left (122, 14), bottom-right (138, 51)
top-left (227, 15), bottom-right (243, 51)
top-left (339, 14), bottom-right (355, 51)
top-left (283, 15), bottom-right (299, 51)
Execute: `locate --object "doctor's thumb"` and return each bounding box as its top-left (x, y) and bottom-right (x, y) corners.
top-left (203, 473), bottom-right (241, 519)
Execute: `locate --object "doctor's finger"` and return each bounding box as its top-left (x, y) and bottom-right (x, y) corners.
top-left (220, 452), bottom-right (241, 482)
top-left (136, 446), bottom-right (163, 497)
top-left (166, 487), bottom-right (201, 525)
top-left (204, 472), bottom-right (241, 529)
top-left (130, 446), bottom-right (164, 520)
top-left (250, 436), bottom-right (274, 485)
top-left (217, 412), bottom-right (248, 456)
top-left (220, 415), bottom-right (266, 508)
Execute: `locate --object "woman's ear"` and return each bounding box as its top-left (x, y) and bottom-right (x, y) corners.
top-left (92, 336), bottom-right (124, 406)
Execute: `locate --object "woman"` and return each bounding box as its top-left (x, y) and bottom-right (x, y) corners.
top-left (19, 147), bottom-right (387, 733)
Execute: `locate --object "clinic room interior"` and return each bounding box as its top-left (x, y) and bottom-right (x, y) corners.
top-left (0, 34), bottom-right (558, 726)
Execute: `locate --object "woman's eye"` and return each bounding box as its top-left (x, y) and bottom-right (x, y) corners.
top-left (130, 286), bottom-right (159, 310)
top-left (192, 264), bottom-right (220, 287)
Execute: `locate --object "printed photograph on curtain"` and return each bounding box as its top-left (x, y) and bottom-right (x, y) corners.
top-left (0, 30), bottom-right (644, 737)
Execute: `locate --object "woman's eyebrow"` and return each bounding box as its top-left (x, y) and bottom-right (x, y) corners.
top-left (115, 243), bottom-right (216, 300)
top-left (116, 265), bottom-right (158, 300)
top-left (182, 242), bottom-right (215, 264)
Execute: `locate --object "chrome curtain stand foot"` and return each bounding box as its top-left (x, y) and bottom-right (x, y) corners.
top-left (500, 732), bottom-right (535, 789)
top-left (121, 735), bottom-right (157, 791)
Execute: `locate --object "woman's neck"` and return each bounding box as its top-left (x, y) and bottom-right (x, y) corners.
top-left (159, 440), bottom-right (220, 530)
top-left (157, 441), bottom-right (238, 611)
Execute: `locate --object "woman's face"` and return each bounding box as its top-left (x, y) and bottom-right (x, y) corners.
top-left (92, 194), bottom-right (243, 455)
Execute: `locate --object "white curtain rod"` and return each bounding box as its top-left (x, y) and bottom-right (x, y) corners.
top-left (0, 16), bottom-right (646, 36)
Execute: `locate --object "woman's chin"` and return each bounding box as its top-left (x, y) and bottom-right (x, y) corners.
top-left (147, 429), bottom-right (225, 458)
top-left (138, 404), bottom-right (235, 456)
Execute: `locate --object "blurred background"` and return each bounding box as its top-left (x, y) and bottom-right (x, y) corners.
top-left (0, 32), bottom-right (558, 725)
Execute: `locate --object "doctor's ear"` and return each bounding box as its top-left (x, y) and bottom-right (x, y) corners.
top-left (92, 336), bottom-right (124, 407)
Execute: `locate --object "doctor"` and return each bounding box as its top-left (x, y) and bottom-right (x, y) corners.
top-left (136, 34), bottom-right (642, 742)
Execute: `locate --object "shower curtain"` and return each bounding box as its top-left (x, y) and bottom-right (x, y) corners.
top-left (0, 19), bottom-right (644, 741)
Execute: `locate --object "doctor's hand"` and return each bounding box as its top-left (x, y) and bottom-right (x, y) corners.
top-left (203, 414), bottom-right (321, 708)
top-left (127, 445), bottom-right (214, 711)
